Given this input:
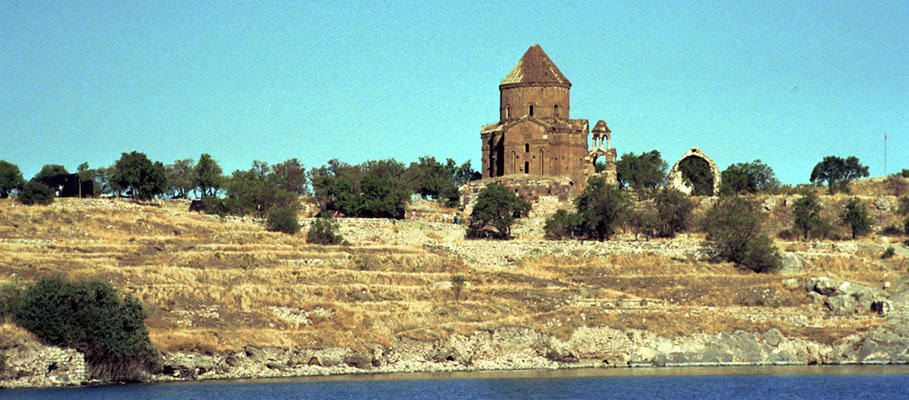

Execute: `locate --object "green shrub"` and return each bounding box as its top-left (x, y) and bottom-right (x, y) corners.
top-left (0, 282), bottom-right (22, 320)
top-left (898, 197), bottom-right (909, 217)
top-left (882, 246), bottom-right (896, 259)
top-left (451, 275), bottom-right (467, 302)
top-left (904, 216), bottom-right (909, 236)
top-left (352, 254), bottom-right (381, 271)
top-left (653, 188), bottom-right (694, 237)
top-left (705, 197), bottom-right (781, 273)
top-left (201, 196), bottom-right (228, 216)
top-left (266, 207), bottom-right (300, 234)
top-left (792, 192), bottom-right (824, 241)
top-left (307, 217), bottom-right (343, 245)
top-left (574, 177), bottom-right (629, 241)
top-left (0, 160), bottom-right (25, 198)
top-left (17, 181), bottom-right (55, 205)
top-left (467, 182), bottom-right (531, 239)
top-left (841, 197), bottom-right (871, 239)
top-left (902, 169), bottom-right (909, 178)
top-left (629, 206), bottom-right (661, 240)
top-left (544, 209), bottom-right (581, 239)
top-left (13, 275), bottom-right (158, 382)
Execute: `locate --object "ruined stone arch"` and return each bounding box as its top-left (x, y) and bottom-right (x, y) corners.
top-left (669, 147), bottom-right (721, 196)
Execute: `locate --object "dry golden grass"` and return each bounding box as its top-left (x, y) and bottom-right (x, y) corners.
top-left (0, 196), bottom-right (902, 353)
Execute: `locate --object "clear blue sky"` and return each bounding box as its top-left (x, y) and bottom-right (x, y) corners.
top-left (1, 0), bottom-right (907, 184)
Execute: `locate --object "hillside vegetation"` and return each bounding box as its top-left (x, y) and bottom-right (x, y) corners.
top-left (1, 189), bottom-right (906, 361)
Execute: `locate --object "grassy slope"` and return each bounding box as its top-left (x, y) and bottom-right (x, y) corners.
top-left (0, 189), bottom-right (906, 355)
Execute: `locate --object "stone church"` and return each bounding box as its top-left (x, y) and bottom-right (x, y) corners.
top-left (479, 44), bottom-right (616, 193)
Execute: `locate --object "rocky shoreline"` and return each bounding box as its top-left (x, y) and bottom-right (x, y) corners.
top-left (4, 312), bottom-right (907, 389)
top-left (3, 275), bottom-right (908, 389)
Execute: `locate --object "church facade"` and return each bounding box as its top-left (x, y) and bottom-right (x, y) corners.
top-left (479, 44), bottom-right (616, 193)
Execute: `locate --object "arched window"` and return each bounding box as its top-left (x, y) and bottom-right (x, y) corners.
top-left (524, 143), bottom-right (530, 153)
top-left (511, 151), bottom-right (517, 174)
top-left (529, 104), bottom-right (534, 117)
top-left (524, 161), bottom-right (529, 174)
top-left (504, 105), bottom-right (510, 119)
top-left (553, 104), bottom-right (559, 117)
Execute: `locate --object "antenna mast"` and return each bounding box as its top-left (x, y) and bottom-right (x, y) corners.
top-left (884, 132), bottom-right (888, 175)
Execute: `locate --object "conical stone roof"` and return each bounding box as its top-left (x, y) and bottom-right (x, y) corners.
top-left (500, 44), bottom-right (571, 88)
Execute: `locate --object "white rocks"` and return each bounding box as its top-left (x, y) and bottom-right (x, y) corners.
top-left (270, 307), bottom-right (311, 326)
top-left (0, 342), bottom-right (86, 389)
top-left (427, 240), bottom-right (708, 267)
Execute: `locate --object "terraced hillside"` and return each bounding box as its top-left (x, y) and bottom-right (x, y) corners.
top-left (1, 195), bottom-right (907, 385)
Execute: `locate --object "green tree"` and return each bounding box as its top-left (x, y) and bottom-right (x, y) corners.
top-left (841, 197), bottom-right (871, 239)
top-left (359, 174), bottom-right (408, 218)
top-left (194, 153), bottom-right (223, 197)
top-left (575, 177), bottom-right (630, 241)
top-left (615, 150), bottom-right (666, 190)
top-left (544, 209), bottom-right (582, 239)
top-left (704, 197), bottom-right (781, 272)
top-left (223, 166), bottom-right (298, 217)
top-left (629, 206), bottom-right (661, 240)
top-left (451, 275), bottom-right (466, 302)
top-left (306, 217), bottom-right (343, 245)
top-left (310, 159), bottom-right (409, 218)
top-left (720, 160), bottom-right (780, 195)
top-left (266, 207), bottom-right (300, 234)
top-left (14, 275), bottom-right (158, 381)
top-left (810, 156), bottom-right (869, 194)
top-left (792, 192), bottom-right (824, 240)
top-left (468, 182), bottom-right (531, 239)
top-left (77, 162), bottom-right (112, 196)
top-left (883, 174), bottom-right (908, 197)
top-left (445, 159), bottom-right (480, 187)
top-left (0, 160), bottom-right (24, 198)
top-left (165, 159), bottom-right (195, 199)
top-left (653, 187), bottom-right (695, 237)
top-left (110, 151), bottom-right (167, 201)
top-left (405, 156), bottom-right (459, 206)
top-left (270, 158), bottom-right (308, 195)
top-left (678, 157), bottom-right (715, 196)
top-left (310, 159), bottom-right (363, 215)
top-left (17, 181), bottom-right (55, 205)
top-left (33, 164), bottom-right (68, 180)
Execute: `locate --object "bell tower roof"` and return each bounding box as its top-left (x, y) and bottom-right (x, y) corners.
top-left (500, 44), bottom-right (571, 88)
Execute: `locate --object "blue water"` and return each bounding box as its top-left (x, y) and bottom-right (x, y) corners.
top-left (3, 366), bottom-right (909, 399)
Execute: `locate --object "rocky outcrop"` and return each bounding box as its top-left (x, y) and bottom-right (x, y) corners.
top-left (0, 326), bottom-right (86, 389)
top-left (804, 277), bottom-right (887, 315)
top-left (146, 319), bottom-right (909, 384)
top-left (6, 316), bottom-right (909, 388)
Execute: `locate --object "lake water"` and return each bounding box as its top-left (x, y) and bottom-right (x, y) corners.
top-left (4, 366), bottom-right (909, 400)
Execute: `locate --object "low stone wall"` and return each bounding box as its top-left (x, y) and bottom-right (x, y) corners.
top-left (461, 176), bottom-right (575, 215)
top-left (302, 218), bottom-right (466, 246)
top-left (426, 239), bottom-right (710, 266)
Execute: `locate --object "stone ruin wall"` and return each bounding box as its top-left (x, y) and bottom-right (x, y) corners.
top-left (460, 176), bottom-right (575, 215)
